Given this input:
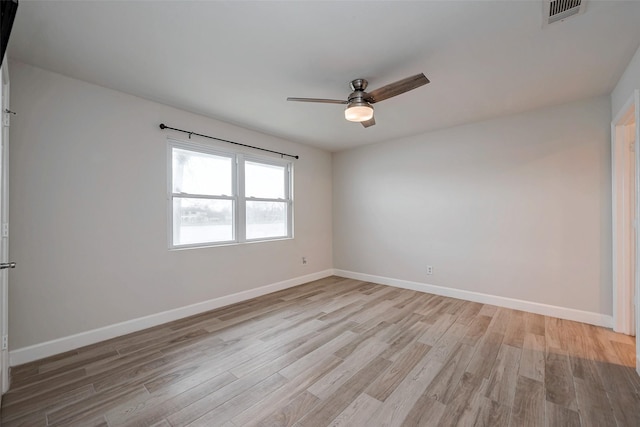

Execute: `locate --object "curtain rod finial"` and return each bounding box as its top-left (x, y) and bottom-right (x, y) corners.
top-left (159, 123), bottom-right (166, 129)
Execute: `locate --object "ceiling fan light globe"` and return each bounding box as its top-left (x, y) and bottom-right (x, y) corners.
top-left (344, 104), bottom-right (374, 122)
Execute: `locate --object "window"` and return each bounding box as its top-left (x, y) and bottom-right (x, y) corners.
top-left (169, 140), bottom-right (292, 248)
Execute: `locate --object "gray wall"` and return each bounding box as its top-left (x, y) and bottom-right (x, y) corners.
top-left (8, 61), bottom-right (333, 349)
top-left (333, 96), bottom-right (612, 315)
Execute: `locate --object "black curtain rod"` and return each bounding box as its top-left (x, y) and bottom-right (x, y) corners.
top-left (159, 123), bottom-right (299, 160)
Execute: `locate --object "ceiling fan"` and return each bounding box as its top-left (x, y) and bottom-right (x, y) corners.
top-left (287, 73), bottom-right (430, 128)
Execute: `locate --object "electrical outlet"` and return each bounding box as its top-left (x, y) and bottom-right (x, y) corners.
top-left (427, 266), bottom-right (433, 275)
top-left (302, 257), bottom-right (307, 265)
top-left (2, 335), bottom-right (7, 350)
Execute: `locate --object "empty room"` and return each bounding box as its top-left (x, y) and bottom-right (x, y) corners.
top-left (0, 0), bottom-right (639, 426)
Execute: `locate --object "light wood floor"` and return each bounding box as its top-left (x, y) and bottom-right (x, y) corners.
top-left (1, 276), bottom-right (639, 426)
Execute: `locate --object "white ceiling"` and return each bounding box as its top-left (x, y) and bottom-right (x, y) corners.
top-left (7, 1), bottom-right (640, 151)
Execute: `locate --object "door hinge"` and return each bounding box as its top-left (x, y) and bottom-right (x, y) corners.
top-left (2, 223), bottom-right (8, 238)
top-left (1, 335), bottom-right (7, 350)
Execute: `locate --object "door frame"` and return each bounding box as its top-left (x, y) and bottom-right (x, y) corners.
top-left (0, 62), bottom-right (9, 396)
top-left (611, 89), bottom-right (640, 374)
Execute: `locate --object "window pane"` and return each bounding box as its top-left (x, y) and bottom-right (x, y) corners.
top-left (173, 198), bottom-right (233, 245)
top-left (172, 148), bottom-right (232, 196)
top-left (245, 161), bottom-right (285, 199)
top-left (246, 201), bottom-right (287, 239)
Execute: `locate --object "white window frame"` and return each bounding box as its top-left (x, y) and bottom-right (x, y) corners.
top-left (168, 138), bottom-right (293, 249)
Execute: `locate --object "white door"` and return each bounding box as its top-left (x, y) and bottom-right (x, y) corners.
top-left (0, 63), bottom-right (14, 398)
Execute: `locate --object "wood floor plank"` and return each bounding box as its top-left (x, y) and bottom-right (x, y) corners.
top-left (593, 358), bottom-right (640, 426)
top-left (366, 341), bottom-right (432, 401)
top-left (417, 313), bottom-right (456, 346)
top-left (421, 343), bottom-right (476, 404)
top-left (573, 377), bottom-right (615, 427)
top-left (255, 313), bottom-right (323, 342)
top-left (545, 401), bottom-right (580, 427)
top-left (455, 301), bottom-right (484, 326)
top-left (610, 340), bottom-right (637, 368)
top-left (247, 390), bottom-right (319, 427)
top-left (544, 347), bottom-right (577, 411)
top-left (365, 355), bottom-right (444, 427)
top-left (425, 321), bottom-right (468, 363)
top-left (0, 383), bottom-right (95, 424)
top-left (485, 344), bottom-right (521, 407)
top-left (1, 368), bottom-right (89, 408)
top-left (327, 393), bottom-right (383, 427)
top-left (435, 371), bottom-right (485, 426)
top-left (1, 411), bottom-right (48, 427)
top-left (92, 333), bottom-right (255, 395)
top-left (308, 335), bottom-right (388, 399)
top-left (544, 317), bottom-right (565, 352)
top-left (503, 310), bottom-right (526, 348)
top-left (461, 314), bottom-right (492, 346)
top-left (474, 397), bottom-right (510, 427)
top-left (378, 312), bottom-right (427, 344)
top-left (466, 331), bottom-right (505, 379)
top-left (9, 349), bottom-right (80, 387)
top-left (398, 395), bottom-right (446, 427)
top-left (487, 308), bottom-right (511, 336)
top-left (333, 320), bottom-right (390, 359)
top-left (348, 300), bottom-right (398, 325)
top-left (524, 312), bottom-right (546, 336)
top-left (293, 356), bottom-right (391, 427)
top-left (519, 333), bottom-right (545, 382)
top-left (230, 355), bottom-right (343, 427)
top-left (1, 277), bottom-right (637, 427)
top-left (279, 331), bottom-right (357, 380)
top-left (181, 373), bottom-right (289, 427)
top-left (510, 375), bottom-right (544, 427)
top-left (380, 320), bottom-right (428, 362)
top-left (478, 304), bottom-right (499, 318)
top-left (107, 371), bottom-right (237, 427)
top-left (46, 385), bottom-right (149, 426)
top-left (230, 320), bottom-right (358, 380)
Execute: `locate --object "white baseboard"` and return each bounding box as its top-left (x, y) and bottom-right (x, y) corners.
top-left (333, 269), bottom-right (613, 328)
top-left (9, 269), bottom-right (334, 366)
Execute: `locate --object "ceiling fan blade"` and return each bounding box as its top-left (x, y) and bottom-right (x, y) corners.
top-left (287, 97), bottom-right (348, 104)
top-left (361, 116), bottom-right (376, 128)
top-left (365, 73), bottom-right (430, 103)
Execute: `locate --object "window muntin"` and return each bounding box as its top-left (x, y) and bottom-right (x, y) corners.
top-left (169, 140), bottom-right (292, 248)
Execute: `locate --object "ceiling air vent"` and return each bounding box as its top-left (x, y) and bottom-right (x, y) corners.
top-left (543, 0), bottom-right (586, 25)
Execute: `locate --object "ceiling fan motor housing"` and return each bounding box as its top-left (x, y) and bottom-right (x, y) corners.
top-left (346, 78), bottom-right (374, 122)
top-left (345, 78), bottom-right (374, 122)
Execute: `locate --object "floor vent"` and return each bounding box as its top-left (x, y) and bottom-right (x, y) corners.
top-left (544, 0), bottom-right (586, 25)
